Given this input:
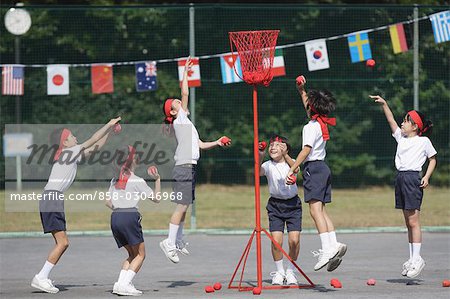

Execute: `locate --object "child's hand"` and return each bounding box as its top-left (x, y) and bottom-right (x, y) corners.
top-left (184, 57), bottom-right (194, 73)
top-left (218, 136), bottom-right (232, 147)
top-left (258, 141), bottom-right (267, 152)
top-left (420, 177), bottom-right (429, 189)
top-left (108, 116), bottom-right (122, 126)
top-left (279, 143), bottom-right (288, 155)
top-left (369, 95), bottom-right (387, 105)
top-left (296, 75), bottom-right (306, 90)
top-left (147, 166), bottom-right (160, 180)
top-left (285, 171), bottom-right (296, 185)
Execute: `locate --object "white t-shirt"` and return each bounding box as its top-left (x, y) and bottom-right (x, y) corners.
top-left (173, 108), bottom-right (200, 165)
top-left (108, 173), bottom-right (154, 209)
top-left (392, 128), bottom-right (437, 171)
top-left (261, 160), bottom-right (298, 199)
top-left (44, 145), bottom-right (83, 192)
top-left (302, 120), bottom-right (326, 162)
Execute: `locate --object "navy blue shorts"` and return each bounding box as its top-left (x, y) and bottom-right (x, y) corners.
top-left (266, 195), bottom-right (302, 232)
top-left (39, 190), bottom-right (66, 234)
top-left (172, 164), bottom-right (196, 205)
top-left (111, 208), bottom-right (144, 248)
top-left (395, 171), bottom-right (423, 210)
top-left (303, 160), bottom-right (332, 203)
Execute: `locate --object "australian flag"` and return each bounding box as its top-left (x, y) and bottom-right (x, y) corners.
top-left (135, 61), bottom-right (157, 92)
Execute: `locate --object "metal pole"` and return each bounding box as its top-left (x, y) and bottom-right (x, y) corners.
top-left (413, 6), bottom-right (419, 111)
top-left (15, 36), bottom-right (22, 191)
top-left (189, 3), bottom-right (197, 230)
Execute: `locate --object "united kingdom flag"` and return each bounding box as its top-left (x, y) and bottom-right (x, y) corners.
top-left (135, 61), bottom-right (157, 92)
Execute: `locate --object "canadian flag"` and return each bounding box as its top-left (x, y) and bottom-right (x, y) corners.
top-left (178, 58), bottom-right (201, 87)
top-left (47, 65), bottom-right (69, 95)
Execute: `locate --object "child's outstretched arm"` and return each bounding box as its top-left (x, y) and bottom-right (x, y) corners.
top-left (370, 95), bottom-right (399, 134)
top-left (296, 75), bottom-right (309, 113)
top-left (199, 136), bottom-right (231, 150)
top-left (83, 131), bottom-right (111, 158)
top-left (285, 146), bottom-right (311, 182)
top-left (181, 57), bottom-right (194, 112)
top-left (79, 117), bottom-right (121, 152)
top-left (420, 155), bottom-right (437, 188)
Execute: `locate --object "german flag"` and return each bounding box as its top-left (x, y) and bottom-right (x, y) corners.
top-left (389, 23), bottom-right (410, 54)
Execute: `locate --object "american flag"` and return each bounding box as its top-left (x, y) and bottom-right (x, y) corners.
top-left (2, 65), bottom-right (24, 95)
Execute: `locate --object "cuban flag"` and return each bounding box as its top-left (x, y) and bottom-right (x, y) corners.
top-left (2, 65), bottom-right (24, 95)
top-left (305, 40), bottom-right (330, 71)
top-left (220, 54), bottom-right (242, 84)
top-left (135, 61), bottom-right (157, 92)
top-left (429, 10), bottom-right (450, 44)
top-left (348, 32), bottom-right (372, 63)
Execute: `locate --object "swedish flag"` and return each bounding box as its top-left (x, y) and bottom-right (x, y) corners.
top-left (348, 32), bottom-right (372, 63)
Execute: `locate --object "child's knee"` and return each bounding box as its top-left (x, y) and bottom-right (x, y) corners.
top-left (58, 239), bottom-right (69, 249)
top-left (288, 238), bottom-right (299, 249)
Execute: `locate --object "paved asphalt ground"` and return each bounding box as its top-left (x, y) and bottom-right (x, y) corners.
top-left (1, 232), bottom-right (449, 298)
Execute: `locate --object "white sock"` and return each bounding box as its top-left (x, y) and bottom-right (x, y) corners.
top-left (286, 262), bottom-right (296, 272)
top-left (124, 270), bottom-right (136, 285)
top-left (274, 259), bottom-right (284, 274)
top-left (328, 231), bottom-right (338, 247)
top-left (409, 243), bottom-right (413, 260)
top-left (168, 223), bottom-right (179, 245)
top-left (176, 221), bottom-right (184, 242)
top-left (412, 243), bottom-right (421, 260)
top-left (319, 233), bottom-right (331, 251)
top-left (37, 261), bottom-right (54, 279)
top-left (118, 269), bottom-right (127, 284)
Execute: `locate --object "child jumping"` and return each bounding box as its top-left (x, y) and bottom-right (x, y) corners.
top-left (371, 95), bottom-right (436, 278)
top-left (259, 135), bottom-right (302, 285)
top-left (31, 117), bottom-right (121, 293)
top-left (286, 76), bottom-right (346, 272)
top-left (160, 57), bottom-right (231, 263)
top-left (106, 145), bottom-right (161, 296)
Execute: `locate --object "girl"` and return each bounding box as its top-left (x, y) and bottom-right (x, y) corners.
top-left (259, 135), bottom-right (302, 285)
top-left (160, 57), bottom-right (231, 263)
top-left (286, 76), bottom-right (346, 272)
top-left (106, 145), bottom-right (161, 296)
top-left (371, 95), bottom-right (437, 278)
top-left (31, 117), bottom-right (121, 293)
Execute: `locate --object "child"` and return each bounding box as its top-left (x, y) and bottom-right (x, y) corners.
top-left (371, 95), bottom-right (437, 278)
top-left (106, 145), bottom-right (161, 296)
top-left (160, 57), bottom-right (231, 263)
top-left (259, 135), bottom-right (302, 285)
top-left (286, 76), bottom-right (346, 272)
top-left (31, 117), bottom-right (121, 293)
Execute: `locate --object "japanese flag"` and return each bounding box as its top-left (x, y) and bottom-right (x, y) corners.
top-left (178, 58), bottom-right (201, 87)
top-left (47, 65), bottom-right (69, 95)
top-left (305, 40), bottom-right (330, 71)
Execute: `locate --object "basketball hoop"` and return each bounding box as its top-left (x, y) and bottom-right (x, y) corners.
top-left (228, 30), bottom-right (314, 294)
top-left (229, 30), bottom-right (279, 87)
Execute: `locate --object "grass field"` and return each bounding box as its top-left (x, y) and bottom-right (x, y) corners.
top-left (0, 185), bottom-right (449, 232)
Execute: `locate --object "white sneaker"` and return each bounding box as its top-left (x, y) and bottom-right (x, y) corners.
top-left (312, 248), bottom-right (339, 271)
top-left (285, 269), bottom-right (298, 285)
top-left (336, 242), bottom-right (347, 258)
top-left (176, 239), bottom-right (190, 256)
top-left (130, 283), bottom-right (143, 295)
top-left (31, 275), bottom-right (59, 294)
top-left (112, 282), bottom-right (119, 294)
top-left (116, 283), bottom-right (142, 296)
top-left (407, 257), bottom-right (426, 278)
top-left (270, 271), bottom-right (285, 285)
top-left (327, 257), bottom-right (343, 272)
top-left (160, 238), bottom-right (180, 263)
top-left (401, 259), bottom-right (412, 276)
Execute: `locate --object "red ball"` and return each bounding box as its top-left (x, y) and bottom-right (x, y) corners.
top-left (204, 285), bottom-right (215, 293)
top-left (296, 75), bottom-right (306, 86)
top-left (258, 141), bottom-right (267, 151)
top-left (443, 280), bottom-right (450, 287)
top-left (331, 278), bottom-right (342, 288)
top-left (366, 59), bottom-right (376, 68)
top-left (113, 123), bottom-right (122, 134)
top-left (220, 136), bottom-right (231, 145)
top-left (252, 287), bottom-right (261, 295)
top-left (367, 278), bottom-right (376, 286)
top-left (147, 166), bottom-right (157, 176)
top-left (213, 282), bottom-right (222, 290)
top-left (286, 174), bottom-right (296, 185)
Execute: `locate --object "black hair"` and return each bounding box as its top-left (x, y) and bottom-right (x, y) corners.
top-left (307, 89), bottom-right (336, 116)
top-left (269, 134), bottom-right (291, 154)
top-left (406, 110), bottom-right (433, 137)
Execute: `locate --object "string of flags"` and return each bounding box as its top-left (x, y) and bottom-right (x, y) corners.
top-left (2, 10), bottom-right (449, 96)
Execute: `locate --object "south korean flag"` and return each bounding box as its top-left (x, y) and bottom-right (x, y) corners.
top-left (305, 40), bottom-right (330, 71)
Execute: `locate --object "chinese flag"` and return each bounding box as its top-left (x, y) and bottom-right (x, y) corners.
top-left (91, 65), bottom-right (114, 94)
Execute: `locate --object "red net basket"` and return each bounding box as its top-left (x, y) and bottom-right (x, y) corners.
top-left (229, 30), bottom-right (280, 86)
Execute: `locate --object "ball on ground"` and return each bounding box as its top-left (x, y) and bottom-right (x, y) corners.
top-left (204, 285), bottom-right (215, 293)
top-left (213, 282), bottom-right (222, 290)
top-left (252, 287), bottom-right (261, 295)
top-left (443, 280), bottom-right (450, 287)
top-left (367, 278), bottom-right (376, 286)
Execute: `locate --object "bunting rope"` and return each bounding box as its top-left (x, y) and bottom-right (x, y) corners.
top-left (0, 13), bottom-right (439, 68)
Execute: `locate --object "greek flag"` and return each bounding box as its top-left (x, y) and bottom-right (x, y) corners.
top-left (430, 10), bottom-right (450, 44)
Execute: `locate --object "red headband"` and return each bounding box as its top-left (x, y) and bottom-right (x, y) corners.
top-left (407, 110), bottom-right (423, 134)
top-left (53, 128), bottom-right (72, 161)
top-left (115, 145), bottom-right (137, 190)
top-left (309, 105), bottom-right (336, 141)
top-left (164, 99), bottom-right (174, 124)
top-left (270, 136), bottom-right (284, 144)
